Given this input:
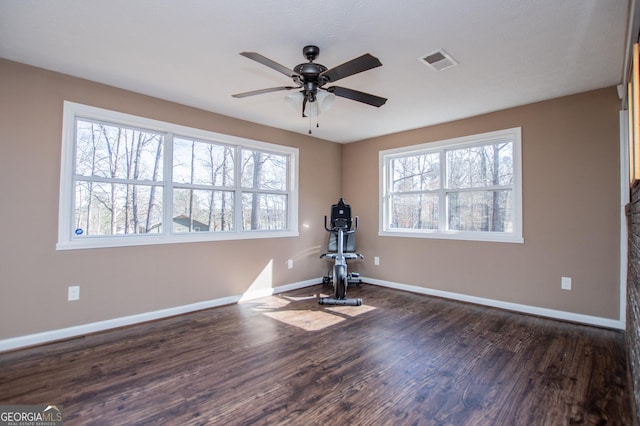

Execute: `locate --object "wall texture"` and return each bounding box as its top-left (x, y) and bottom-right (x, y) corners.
top-left (343, 87), bottom-right (622, 320)
top-left (0, 59), bottom-right (342, 339)
top-left (627, 181), bottom-right (640, 424)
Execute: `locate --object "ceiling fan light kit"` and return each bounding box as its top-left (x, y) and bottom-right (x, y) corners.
top-left (232, 45), bottom-right (387, 132)
top-left (286, 90), bottom-right (335, 117)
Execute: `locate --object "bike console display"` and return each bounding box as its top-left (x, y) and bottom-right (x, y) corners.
top-left (330, 198), bottom-right (352, 231)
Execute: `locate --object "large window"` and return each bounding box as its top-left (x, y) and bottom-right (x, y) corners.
top-left (380, 128), bottom-right (522, 243)
top-left (58, 102), bottom-right (298, 249)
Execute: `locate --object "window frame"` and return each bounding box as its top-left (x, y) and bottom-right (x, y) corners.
top-left (58, 101), bottom-right (298, 250)
top-left (379, 127), bottom-right (523, 243)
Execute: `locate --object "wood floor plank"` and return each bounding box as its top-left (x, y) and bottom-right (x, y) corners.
top-left (0, 284), bottom-right (632, 425)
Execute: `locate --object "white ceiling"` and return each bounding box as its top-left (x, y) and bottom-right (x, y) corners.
top-left (0, 0), bottom-right (630, 143)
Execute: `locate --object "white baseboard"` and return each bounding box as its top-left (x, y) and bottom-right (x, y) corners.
top-left (364, 277), bottom-right (625, 330)
top-left (0, 278), bottom-right (320, 353)
top-left (1, 276), bottom-right (623, 353)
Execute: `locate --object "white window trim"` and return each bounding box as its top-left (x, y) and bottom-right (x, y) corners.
top-left (379, 127), bottom-right (523, 244)
top-left (58, 101), bottom-right (299, 250)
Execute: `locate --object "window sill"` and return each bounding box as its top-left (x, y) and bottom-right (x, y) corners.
top-left (56, 230), bottom-right (300, 251)
top-left (379, 230), bottom-right (524, 244)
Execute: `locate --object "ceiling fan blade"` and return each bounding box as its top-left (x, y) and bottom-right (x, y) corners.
top-left (239, 52), bottom-right (299, 78)
top-left (321, 53), bottom-right (382, 83)
top-left (232, 86), bottom-right (297, 98)
top-left (326, 86), bottom-right (387, 107)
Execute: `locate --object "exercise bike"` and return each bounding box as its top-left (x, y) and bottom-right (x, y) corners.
top-left (319, 198), bottom-right (364, 306)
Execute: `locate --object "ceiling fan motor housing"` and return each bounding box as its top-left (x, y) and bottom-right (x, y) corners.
top-left (233, 44), bottom-right (386, 112)
top-left (294, 61), bottom-right (328, 102)
top-left (295, 45), bottom-right (332, 101)
top-left (293, 62), bottom-right (328, 77)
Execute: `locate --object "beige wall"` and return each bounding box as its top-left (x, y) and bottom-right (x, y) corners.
top-left (0, 58), bottom-right (623, 341)
top-left (0, 59), bottom-right (342, 339)
top-left (343, 87), bottom-right (621, 319)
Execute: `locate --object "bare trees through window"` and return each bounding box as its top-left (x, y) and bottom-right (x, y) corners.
top-left (173, 137), bottom-right (235, 232)
top-left (383, 128), bottom-right (520, 241)
top-left (73, 119), bottom-right (290, 238)
top-left (446, 142), bottom-right (513, 232)
top-left (74, 120), bottom-right (163, 236)
top-left (390, 152), bottom-right (439, 229)
top-left (241, 150), bottom-right (288, 230)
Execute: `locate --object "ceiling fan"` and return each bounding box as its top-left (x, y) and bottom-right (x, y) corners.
top-left (232, 45), bottom-right (387, 118)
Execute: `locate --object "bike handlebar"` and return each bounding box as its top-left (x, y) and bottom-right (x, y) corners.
top-left (324, 215), bottom-right (358, 233)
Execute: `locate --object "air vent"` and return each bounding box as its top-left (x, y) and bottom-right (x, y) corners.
top-left (419, 49), bottom-right (458, 71)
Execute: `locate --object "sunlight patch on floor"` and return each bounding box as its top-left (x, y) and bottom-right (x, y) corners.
top-left (324, 304), bottom-right (377, 317)
top-left (252, 292), bottom-right (377, 331)
top-left (280, 295), bottom-right (318, 302)
top-left (249, 295), bottom-right (291, 310)
top-left (262, 310), bottom-right (345, 331)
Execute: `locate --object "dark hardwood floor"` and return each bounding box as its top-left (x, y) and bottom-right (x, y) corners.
top-left (0, 284), bottom-right (632, 425)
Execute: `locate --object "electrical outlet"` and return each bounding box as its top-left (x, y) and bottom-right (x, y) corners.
top-left (68, 285), bottom-right (80, 301)
top-left (287, 259), bottom-right (293, 269)
top-left (374, 256), bottom-right (380, 266)
top-left (561, 277), bottom-right (572, 291)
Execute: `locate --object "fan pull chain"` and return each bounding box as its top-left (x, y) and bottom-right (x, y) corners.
top-left (308, 114), bottom-right (321, 135)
